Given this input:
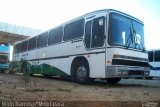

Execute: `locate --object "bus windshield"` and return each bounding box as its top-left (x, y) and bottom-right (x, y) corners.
top-left (109, 13), bottom-right (145, 50)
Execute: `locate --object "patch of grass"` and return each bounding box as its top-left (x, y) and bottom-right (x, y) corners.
top-left (0, 99), bottom-right (2, 107)
top-left (13, 85), bottom-right (16, 90)
top-left (26, 88), bottom-right (47, 92)
top-left (17, 74), bottom-right (31, 86)
top-left (56, 88), bottom-right (72, 92)
top-left (143, 91), bottom-right (149, 96)
top-left (22, 75), bottom-right (31, 85)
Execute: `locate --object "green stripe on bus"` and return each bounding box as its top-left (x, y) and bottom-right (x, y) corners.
top-left (28, 63), bottom-right (69, 77)
top-left (12, 61), bottom-right (69, 77)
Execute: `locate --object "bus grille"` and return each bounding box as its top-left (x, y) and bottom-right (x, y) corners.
top-left (128, 70), bottom-right (144, 75)
top-left (112, 59), bottom-right (148, 67)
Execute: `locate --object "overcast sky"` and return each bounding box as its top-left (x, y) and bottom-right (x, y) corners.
top-left (0, 0), bottom-right (159, 50)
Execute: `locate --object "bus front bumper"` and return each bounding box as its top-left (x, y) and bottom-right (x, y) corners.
top-left (106, 66), bottom-right (150, 78)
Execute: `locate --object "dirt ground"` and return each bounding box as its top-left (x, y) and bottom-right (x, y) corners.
top-left (0, 74), bottom-right (160, 107)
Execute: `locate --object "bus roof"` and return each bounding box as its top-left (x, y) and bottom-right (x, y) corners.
top-left (14, 9), bottom-right (143, 45)
top-left (83, 9), bottom-right (143, 24)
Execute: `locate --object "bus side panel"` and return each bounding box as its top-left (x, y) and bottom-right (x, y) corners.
top-left (150, 62), bottom-right (160, 77)
top-left (13, 53), bottom-right (21, 61)
top-left (62, 41), bottom-right (106, 78)
top-left (45, 44), bottom-right (63, 58)
top-left (89, 53), bottom-right (106, 78)
top-left (52, 57), bottom-right (73, 76)
top-left (35, 44), bottom-right (63, 60)
top-left (62, 40), bottom-right (86, 56)
top-left (28, 57), bottom-right (72, 76)
top-left (26, 50), bottom-right (36, 61)
top-left (150, 70), bottom-right (160, 77)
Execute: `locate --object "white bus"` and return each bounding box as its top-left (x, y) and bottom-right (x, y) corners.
top-left (148, 50), bottom-right (160, 79)
top-left (12, 9), bottom-right (149, 84)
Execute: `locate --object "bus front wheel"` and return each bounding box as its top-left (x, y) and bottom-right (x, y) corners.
top-left (145, 76), bottom-right (153, 80)
top-left (74, 61), bottom-right (90, 84)
top-left (106, 78), bottom-right (121, 84)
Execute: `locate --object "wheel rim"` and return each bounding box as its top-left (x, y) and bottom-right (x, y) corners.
top-left (77, 66), bottom-right (87, 81)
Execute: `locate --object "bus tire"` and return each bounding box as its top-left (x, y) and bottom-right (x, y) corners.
top-left (145, 76), bottom-right (153, 80)
top-left (135, 77), bottom-right (143, 79)
top-left (106, 78), bottom-right (121, 84)
top-left (30, 74), bottom-right (34, 76)
top-left (44, 75), bottom-right (52, 78)
top-left (73, 61), bottom-right (90, 84)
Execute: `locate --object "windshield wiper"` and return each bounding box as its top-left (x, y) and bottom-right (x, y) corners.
top-left (125, 27), bottom-right (134, 49)
top-left (132, 28), bottom-right (145, 52)
top-left (126, 22), bottom-right (145, 52)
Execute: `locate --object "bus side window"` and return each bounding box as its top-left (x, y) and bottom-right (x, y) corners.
top-left (64, 19), bottom-right (84, 41)
top-left (48, 27), bottom-right (63, 45)
top-left (14, 43), bottom-right (21, 54)
top-left (37, 32), bottom-right (48, 48)
top-left (28, 37), bottom-right (36, 50)
top-left (91, 17), bottom-right (105, 48)
top-left (148, 51), bottom-right (153, 62)
top-left (21, 41), bottom-right (28, 52)
top-left (85, 21), bottom-right (92, 48)
top-left (155, 50), bottom-right (160, 62)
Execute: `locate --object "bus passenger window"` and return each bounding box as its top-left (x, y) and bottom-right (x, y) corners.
top-left (37, 32), bottom-right (48, 48)
top-left (48, 27), bottom-right (63, 45)
top-left (148, 51), bottom-right (153, 62)
top-left (14, 43), bottom-right (21, 54)
top-left (28, 37), bottom-right (36, 50)
top-left (21, 41), bottom-right (28, 52)
top-left (64, 19), bottom-right (84, 41)
top-left (155, 51), bottom-right (160, 62)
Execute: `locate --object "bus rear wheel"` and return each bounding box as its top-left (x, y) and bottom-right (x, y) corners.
top-left (106, 78), bottom-right (121, 84)
top-left (43, 75), bottom-right (52, 78)
top-left (73, 61), bottom-right (90, 84)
